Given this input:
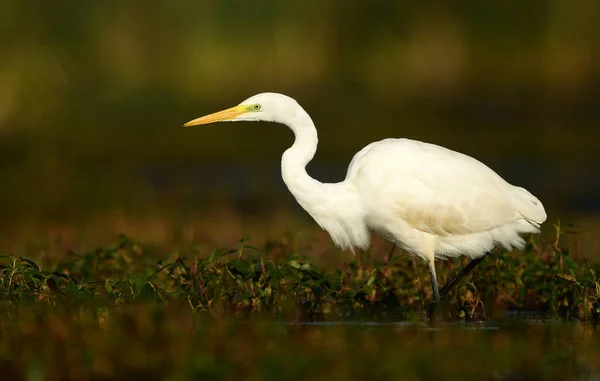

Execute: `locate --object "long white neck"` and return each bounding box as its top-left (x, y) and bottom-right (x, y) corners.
top-left (280, 110), bottom-right (370, 252)
top-left (280, 112), bottom-right (321, 196)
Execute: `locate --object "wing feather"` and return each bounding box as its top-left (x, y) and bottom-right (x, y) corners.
top-left (348, 138), bottom-right (521, 236)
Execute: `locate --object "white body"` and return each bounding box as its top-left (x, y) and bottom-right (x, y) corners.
top-left (293, 138), bottom-right (546, 264)
top-left (187, 92), bottom-right (547, 266)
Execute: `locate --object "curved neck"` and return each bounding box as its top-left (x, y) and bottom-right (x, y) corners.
top-left (279, 111), bottom-right (370, 251)
top-left (280, 113), bottom-right (321, 193)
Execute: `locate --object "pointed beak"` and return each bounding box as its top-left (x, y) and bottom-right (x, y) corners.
top-left (183, 105), bottom-right (247, 127)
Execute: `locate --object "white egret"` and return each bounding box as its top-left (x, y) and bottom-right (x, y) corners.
top-left (184, 92), bottom-right (547, 309)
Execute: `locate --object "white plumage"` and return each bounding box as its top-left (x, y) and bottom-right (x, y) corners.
top-left (184, 92), bottom-right (547, 307)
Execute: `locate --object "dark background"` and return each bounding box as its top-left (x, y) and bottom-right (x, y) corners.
top-left (1, 1), bottom-right (598, 257)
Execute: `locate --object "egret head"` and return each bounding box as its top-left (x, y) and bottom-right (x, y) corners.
top-left (183, 92), bottom-right (302, 127)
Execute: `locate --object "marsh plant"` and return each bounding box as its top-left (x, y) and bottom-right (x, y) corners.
top-left (0, 223), bottom-right (598, 380)
top-left (0, 222), bottom-right (598, 322)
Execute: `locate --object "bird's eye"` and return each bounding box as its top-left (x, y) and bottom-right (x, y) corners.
top-left (253, 104), bottom-right (261, 111)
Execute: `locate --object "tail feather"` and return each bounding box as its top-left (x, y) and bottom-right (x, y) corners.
top-left (511, 186), bottom-right (547, 226)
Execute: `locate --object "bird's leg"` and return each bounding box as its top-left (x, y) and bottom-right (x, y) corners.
top-left (439, 253), bottom-right (489, 295)
top-left (426, 260), bottom-right (442, 323)
top-left (386, 244), bottom-right (396, 263)
top-left (428, 260), bottom-right (441, 307)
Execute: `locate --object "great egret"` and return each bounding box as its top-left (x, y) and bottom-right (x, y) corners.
top-left (184, 92), bottom-right (547, 309)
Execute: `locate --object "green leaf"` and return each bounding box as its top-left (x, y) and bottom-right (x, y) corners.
top-left (208, 250), bottom-right (217, 263)
top-left (20, 257), bottom-right (40, 272)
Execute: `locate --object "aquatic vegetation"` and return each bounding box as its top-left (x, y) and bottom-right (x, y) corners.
top-left (1, 228), bottom-right (598, 322)
top-left (0, 227), bottom-right (598, 380)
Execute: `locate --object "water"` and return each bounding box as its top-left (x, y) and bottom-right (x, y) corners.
top-left (260, 317), bottom-right (600, 380)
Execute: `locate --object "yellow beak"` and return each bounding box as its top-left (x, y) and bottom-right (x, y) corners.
top-left (183, 105), bottom-right (247, 127)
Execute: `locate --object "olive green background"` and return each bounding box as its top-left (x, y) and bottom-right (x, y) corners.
top-left (1, 1), bottom-right (598, 254)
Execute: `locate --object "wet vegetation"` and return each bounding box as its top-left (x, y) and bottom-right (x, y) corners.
top-left (0, 224), bottom-right (598, 379)
top-left (2, 2), bottom-right (600, 379)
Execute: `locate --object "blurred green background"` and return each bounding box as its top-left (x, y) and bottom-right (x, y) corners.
top-left (1, 1), bottom-right (599, 255)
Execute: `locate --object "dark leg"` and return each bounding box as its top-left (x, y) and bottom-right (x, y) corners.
top-left (439, 253), bottom-right (490, 295)
top-left (386, 244), bottom-right (396, 263)
top-left (426, 260), bottom-right (442, 322)
top-left (428, 260), bottom-right (441, 306)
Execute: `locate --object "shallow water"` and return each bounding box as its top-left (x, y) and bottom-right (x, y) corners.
top-left (229, 317), bottom-right (595, 381)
